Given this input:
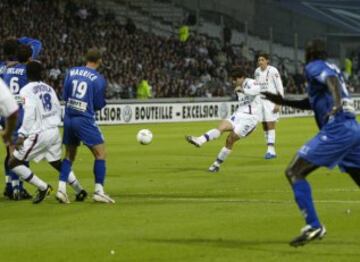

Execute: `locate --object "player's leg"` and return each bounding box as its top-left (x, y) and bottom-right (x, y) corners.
top-left (289, 120), bottom-right (360, 246)
top-left (18, 161), bottom-right (32, 200)
top-left (3, 146), bottom-right (13, 199)
top-left (186, 119), bottom-right (233, 147)
top-left (208, 115), bottom-right (257, 172)
top-left (261, 100), bottom-right (278, 159)
top-left (57, 144), bottom-right (78, 203)
top-left (45, 129), bottom-right (87, 202)
top-left (50, 159), bottom-right (87, 202)
top-left (342, 167), bottom-right (360, 187)
top-left (7, 145), bottom-right (21, 199)
top-left (89, 143), bottom-right (114, 203)
top-left (8, 148), bottom-right (52, 205)
top-left (285, 155), bottom-right (327, 247)
top-left (208, 131), bottom-right (239, 173)
top-left (72, 117), bottom-right (114, 203)
top-left (1, 117), bottom-right (13, 198)
top-left (262, 121), bottom-right (277, 159)
top-left (57, 116), bottom-right (81, 202)
top-left (337, 140), bottom-right (360, 187)
top-left (6, 144), bottom-right (32, 200)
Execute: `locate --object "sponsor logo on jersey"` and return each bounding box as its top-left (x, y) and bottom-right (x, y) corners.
top-left (67, 98), bottom-right (87, 112)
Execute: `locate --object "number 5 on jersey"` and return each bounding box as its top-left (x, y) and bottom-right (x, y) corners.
top-left (72, 80), bottom-right (88, 99)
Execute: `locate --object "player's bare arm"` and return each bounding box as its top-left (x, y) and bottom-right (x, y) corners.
top-left (1, 110), bottom-right (17, 145)
top-left (272, 104), bottom-right (281, 114)
top-left (261, 91), bottom-right (312, 110)
top-left (326, 76), bottom-right (342, 115)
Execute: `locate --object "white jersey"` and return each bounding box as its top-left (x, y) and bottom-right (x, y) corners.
top-left (0, 78), bottom-right (18, 117)
top-left (235, 78), bottom-right (263, 115)
top-left (254, 65), bottom-right (284, 97)
top-left (18, 81), bottom-right (61, 137)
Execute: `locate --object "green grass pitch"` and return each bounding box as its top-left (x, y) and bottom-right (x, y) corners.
top-left (0, 117), bottom-right (359, 261)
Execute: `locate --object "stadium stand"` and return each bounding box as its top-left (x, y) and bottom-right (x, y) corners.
top-left (1, 0), bottom-right (358, 99)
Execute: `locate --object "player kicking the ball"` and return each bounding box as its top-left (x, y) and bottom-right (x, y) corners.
top-left (186, 68), bottom-right (265, 172)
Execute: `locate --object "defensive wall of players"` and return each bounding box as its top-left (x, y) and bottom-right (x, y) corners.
top-left (60, 96), bottom-right (360, 125)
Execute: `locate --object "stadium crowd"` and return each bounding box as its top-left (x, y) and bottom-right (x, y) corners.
top-left (1, 0), bottom-right (359, 99)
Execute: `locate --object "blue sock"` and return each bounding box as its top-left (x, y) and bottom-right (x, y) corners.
top-left (94, 160), bottom-right (106, 185)
top-left (60, 159), bottom-right (72, 182)
top-left (4, 156), bottom-right (12, 186)
top-left (10, 171), bottom-right (19, 183)
top-left (292, 180), bottom-right (321, 228)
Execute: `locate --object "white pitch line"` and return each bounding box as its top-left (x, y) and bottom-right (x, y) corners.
top-left (123, 197), bottom-right (360, 204)
top-left (123, 188), bottom-right (359, 195)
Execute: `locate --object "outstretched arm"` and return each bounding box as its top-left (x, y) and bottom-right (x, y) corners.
top-left (261, 92), bottom-right (312, 110)
top-left (18, 37), bottom-right (42, 60)
top-left (326, 76), bottom-right (342, 115)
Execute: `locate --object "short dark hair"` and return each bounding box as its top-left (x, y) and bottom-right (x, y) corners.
top-left (257, 52), bottom-right (269, 60)
top-left (231, 67), bottom-right (247, 79)
top-left (26, 61), bottom-right (43, 81)
top-left (3, 38), bottom-right (19, 58)
top-left (85, 48), bottom-right (102, 63)
top-left (17, 44), bottom-right (32, 63)
top-left (305, 39), bottom-right (327, 63)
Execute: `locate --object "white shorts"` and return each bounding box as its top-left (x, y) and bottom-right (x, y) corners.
top-left (258, 98), bottom-right (280, 122)
top-left (14, 128), bottom-right (62, 163)
top-left (226, 112), bottom-right (258, 137)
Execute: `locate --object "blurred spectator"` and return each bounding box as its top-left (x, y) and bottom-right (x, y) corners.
top-left (3, 0), bottom-right (348, 101)
top-left (136, 80), bottom-right (152, 99)
top-left (49, 64), bottom-right (61, 80)
top-left (344, 57), bottom-right (352, 81)
top-left (179, 25), bottom-right (189, 42)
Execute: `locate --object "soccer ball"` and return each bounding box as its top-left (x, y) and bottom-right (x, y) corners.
top-left (136, 129), bottom-right (153, 145)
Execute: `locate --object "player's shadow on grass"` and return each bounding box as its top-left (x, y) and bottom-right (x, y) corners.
top-left (144, 238), bottom-right (360, 257)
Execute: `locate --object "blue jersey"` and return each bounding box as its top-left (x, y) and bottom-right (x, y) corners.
top-left (3, 63), bottom-right (28, 99)
top-left (18, 37), bottom-right (42, 60)
top-left (2, 63), bottom-right (28, 134)
top-left (299, 59), bottom-right (360, 171)
top-left (305, 59), bottom-right (355, 129)
top-left (0, 61), bottom-right (6, 128)
top-left (63, 66), bottom-right (106, 119)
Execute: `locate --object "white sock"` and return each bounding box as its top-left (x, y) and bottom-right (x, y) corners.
top-left (12, 179), bottom-right (20, 188)
top-left (28, 175), bottom-right (48, 191)
top-left (95, 183), bottom-right (104, 194)
top-left (5, 175), bottom-right (11, 183)
top-left (68, 171), bottom-right (83, 194)
top-left (216, 147), bottom-right (232, 165)
top-left (266, 129), bottom-right (276, 154)
top-left (199, 129), bottom-right (221, 145)
top-left (58, 181), bottom-right (67, 193)
top-left (12, 165), bottom-right (47, 190)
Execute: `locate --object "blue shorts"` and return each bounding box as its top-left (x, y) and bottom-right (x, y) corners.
top-left (298, 116), bottom-right (360, 170)
top-left (63, 115), bottom-right (104, 147)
